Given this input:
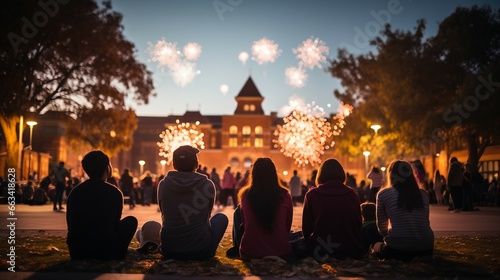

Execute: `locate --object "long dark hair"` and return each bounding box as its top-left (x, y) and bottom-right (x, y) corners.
top-left (386, 160), bottom-right (424, 212)
top-left (238, 158), bottom-right (289, 232)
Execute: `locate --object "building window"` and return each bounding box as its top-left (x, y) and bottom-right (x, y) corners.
top-left (230, 157), bottom-right (239, 168)
top-left (243, 157), bottom-right (252, 169)
top-left (244, 104), bottom-right (249, 111)
top-left (254, 126), bottom-right (263, 148)
top-left (242, 125), bottom-right (251, 147)
top-left (250, 104), bottom-right (255, 111)
top-left (229, 125), bottom-right (238, 147)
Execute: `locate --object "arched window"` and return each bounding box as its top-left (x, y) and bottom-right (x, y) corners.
top-left (254, 126), bottom-right (263, 148)
top-left (229, 125), bottom-right (238, 147)
top-left (250, 104), bottom-right (255, 111)
top-left (242, 125), bottom-right (251, 147)
top-left (243, 157), bottom-right (252, 169)
top-left (230, 157), bottom-right (239, 168)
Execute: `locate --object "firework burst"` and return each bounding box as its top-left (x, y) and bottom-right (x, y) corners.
top-left (293, 37), bottom-right (329, 69)
top-left (332, 102), bottom-right (354, 136)
top-left (251, 37), bottom-right (282, 65)
top-left (274, 99), bottom-right (353, 167)
top-left (183, 42), bottom-right (202, 61)
top-left (158, 122), bottom-right (205, 165)
top-left (285, 66), bottom-right (308, 88)
top-left (148, 39), bottom-right (202, 87)
top-left (274, 100), bottom-right (332, 167)
top-left (238, 51), bottom-right (249, 65)
top-left (169, 61), bottom-right (200, 87)
top-left (147, 39), bottom-right (180, 68)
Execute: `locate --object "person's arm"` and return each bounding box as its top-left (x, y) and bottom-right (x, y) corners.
top-left (376, 191), bottom-right (388, 237)
top-left (285, 193), bottom-right (293, 232)
top-left (301, 193), bottom-right (313, 240)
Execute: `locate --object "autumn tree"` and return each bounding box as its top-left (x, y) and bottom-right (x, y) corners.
top-left (329, 5), bottom-right (500, 171)
top-left (66, 107), bottom-right (138, 157)
top-left (0, 0), bottom-right (155, 172)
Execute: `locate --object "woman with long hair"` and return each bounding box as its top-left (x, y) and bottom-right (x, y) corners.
top-left (375, 160), bottom-right (434, 261)
top-left (235, 158), bottom-right (293, 260)
top-left (302, 158), bottom-right (365, 260)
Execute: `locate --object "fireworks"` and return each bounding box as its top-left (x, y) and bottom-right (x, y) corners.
top-left (157, 122), bottom-right (205, 165)
top-left (251, 37), bottom-right (282, 65)
top-left (147, 39), bottom-right (202, 87)
top-left (285, 66), bottom-right (308, 88)
top-left (332, 102), bottom-right (354, 136)
top-left (183, 42), bottom-right (202, 61)
top-left (238, 51), bottom-right (249, 65)
top-left (274, 99), bottom-right (353, 167)
top-left (293, 37), bottom-right (329, 70)
top-left (220, 84), bottom-right (229, 95)
top-left (285, 36), bottom-right (329, 88)
top-left (274, 100), bottom-right (332, 167)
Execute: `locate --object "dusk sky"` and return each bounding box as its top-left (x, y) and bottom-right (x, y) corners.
top-left (111, 0), bottom-right (500, 117)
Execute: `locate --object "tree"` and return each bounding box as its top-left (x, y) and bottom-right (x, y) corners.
top-left (0, 0), bottom-right (155, 172)
top-left (329, 5), bottom-right (500, 171)
top-left (66, 108), bottom-right (138, 157)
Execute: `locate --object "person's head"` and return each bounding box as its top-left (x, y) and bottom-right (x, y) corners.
top-left (386, 160), bottom-right (424, 211)
top-left (172, 145), bottom-right (199, 172)
top-left (247, 158), bottom-right (278, 186)
top-left (293, 170), bottom-right (298, 176)
top-left (450, 157), bottom-right (458, 164)
top-left (81, 150), bottom-right (111, 179)
top-left (123, 168), bottom-right (130, 176)
top-left (316, 158), bottom-right (346, 185)
top-left (371, 166), bottom-right (380, 173)
top-left (360, 202), bottom-right (376, 222)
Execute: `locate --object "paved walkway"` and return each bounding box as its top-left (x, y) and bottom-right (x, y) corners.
top-left (1, 203), bottom-right (500, 237)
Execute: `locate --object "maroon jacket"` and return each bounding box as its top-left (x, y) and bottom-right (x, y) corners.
top-left (302, 180), bottom-right (365, 260)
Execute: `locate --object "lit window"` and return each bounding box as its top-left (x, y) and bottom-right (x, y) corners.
top-left (242, 125), bottom-right (251, 147)
top-left (250, 104), bottom-right (255, 111)
top-left (243, 104), bottom-right (249, 111)
top-left (254, 126), bottom-right (263, 147)
top-left (229, 125), bottom-right (238, 147)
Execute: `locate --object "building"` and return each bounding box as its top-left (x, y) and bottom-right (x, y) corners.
top-left (114, 77), bottom-right (361, 184)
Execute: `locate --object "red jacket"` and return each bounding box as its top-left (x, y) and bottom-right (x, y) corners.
top-left (302, 180), bottom-right (365, 260)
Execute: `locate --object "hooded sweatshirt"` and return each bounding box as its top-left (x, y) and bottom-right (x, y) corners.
top-left (158, 171), bottom-right (215, 253)
top-left (302, 179), bottom-right (365, 260)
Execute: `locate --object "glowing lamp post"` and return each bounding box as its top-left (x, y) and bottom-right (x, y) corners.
top-left (139, 160), bottom-right (145, 176)
top-left (370, 124), bottom-right (381, 135)
top-left (363, 151), bottom-right (371, 177)
top-left (26, 121), bottom-right (37, 179)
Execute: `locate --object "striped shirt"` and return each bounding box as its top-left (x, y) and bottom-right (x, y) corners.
top-left (376, 187), bottom-right (434, 251)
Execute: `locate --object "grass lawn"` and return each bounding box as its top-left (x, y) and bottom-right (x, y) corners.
top-left (1, 231), bottom-right (499, 278)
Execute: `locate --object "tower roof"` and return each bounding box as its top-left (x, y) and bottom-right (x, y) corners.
top-left (236, 77), bottom-right (263, 98)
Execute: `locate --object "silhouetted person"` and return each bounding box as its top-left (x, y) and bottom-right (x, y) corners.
top-left (51, 161), bottom-right (70, 211)
top-left (66, 150), bottom-right (138, 260)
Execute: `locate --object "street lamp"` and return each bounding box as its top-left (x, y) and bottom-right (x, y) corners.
top-left (160, 160), bottom-right (167, 175)
top-left (370, 124), bottom-right (381, 135)
top-left (26, 121), bottom-right (37, 179)
top-left (139, 160), bottom-right (145, 176)
top-left (363, 151), bottom-right (371, 177)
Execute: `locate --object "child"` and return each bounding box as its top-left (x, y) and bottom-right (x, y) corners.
top-left (360, 202), bottom-right (383, 251)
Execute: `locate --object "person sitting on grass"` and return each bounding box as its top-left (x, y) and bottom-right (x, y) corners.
top-left (66, 150), bottom-right (138, 260)
top-left (157, 145), bottom-right (228, 261)
top-left (360, 202), bottom-right (383, 251)
top-left (301, 158), bottom-right (365, 260)
top-left (374, 160), bottom-right (434, 261)
top-left (227, 158), bottom-right (293, 261)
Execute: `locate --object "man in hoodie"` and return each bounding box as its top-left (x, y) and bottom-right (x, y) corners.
top-left (157, 145), bottom-right (228, 260)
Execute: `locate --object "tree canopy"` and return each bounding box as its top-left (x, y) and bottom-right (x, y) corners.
top-left (0, 0), bottom-right (155, 171)
top-left (329, 5), bottom-right (500, 171)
